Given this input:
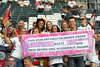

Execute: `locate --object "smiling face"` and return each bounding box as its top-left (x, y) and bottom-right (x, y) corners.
top-left (38, 21), bottom-right (44, 29)
top-left (20, 28), bottom-right (26, 35)
top-left (46, 21), bottom-right (52, 31)
top-left (32, 28), bottom-right (39, 34)
top-left (52, 26), bottom-right (58, 33)
top-left (61, 22), bottom-right (68, 31)
top-left (80, 16), bottom-right (87, 26)
top-left (68, 18), bottom-right (76, 28)
top-left (8, 57), bottom-right (15, 67)
top-left (24, 59), bottom-right (32, 67)
top-left (7, 27), bottom-right (14, 34)
top-left (17, 20), bottom-right (25, 30)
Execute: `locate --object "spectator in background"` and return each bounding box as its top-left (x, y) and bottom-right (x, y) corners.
top-left (61, 20), bottom-right (69, 32)
top-left (36, 18), bottom-right (46, 33)
top-left (62, 6), bottom-right (73, 21)
top-left (23, 0), bottom-right (32, 6)
top-left (45, 21), bottom-right (53, 33)
top-left (45, 2), bottom-right (52, 11)
top-left (28, 22), bottom-right (36, 34)
top-left (94, 33), bottom-right (100, 41)
top-left (23, 56), bottom-right (35, 67)
top-left (68, 17), bottom-right (84, 67)
top-left (79, 6), bottom-right (87, 16)
top-left (36, 1), bottom-right (44, 13)
top-left (91, 48), bottom-right (100, 67)
top-left (68, 0), bottom-right (78, 9)
top-left (16, 20), bottom-right (28, 36)
top-left (7, 56), bottom-right (15, 67)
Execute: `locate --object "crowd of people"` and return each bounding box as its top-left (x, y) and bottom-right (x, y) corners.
top-left (0, 0), bottom-right (100, 67)
top-left (0, 15), bottom-right (99, 67)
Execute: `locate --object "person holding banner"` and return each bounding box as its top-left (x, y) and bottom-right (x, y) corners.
top-left (77, 15), bottom-right (96, 67)
top-left (68, 17), bottom-right (84, 67)
top-left (4, 27), bottom-right (27, 67)
top-left (48, 25), bottom-right (63, 67)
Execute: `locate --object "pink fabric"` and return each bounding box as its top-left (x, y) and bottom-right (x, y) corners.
top-left (35, 2), bottom-right (39, 7)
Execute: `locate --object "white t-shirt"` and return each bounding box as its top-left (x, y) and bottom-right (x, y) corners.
top-left (78, 24), bottom-right (96, 61)
top-left (24, 1), bottom-right (30, 6)
top-left (77, 24), bottom-right (91, 31)
top-left (36, 5), bottom-right (44, 9)
top-left (91, 55), bottom-right (100, 67)
top-left (49, 56), bottom-right (63, 65)
top-left (68, 1), bottom-right (76, 8)
top-left (10, 37), bottom-right (22, 60)
top-left (45, 5), bottom-right (52, 11)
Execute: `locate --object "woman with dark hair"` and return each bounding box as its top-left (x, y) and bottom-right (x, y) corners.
top-left (49, 25), bottom-right (63, 67)
top-left (45, 21), bottom-right (53, 33)
top-left (32, 27), bottom-right (40, 34)
top-left (51, 25), bottom-right (60, 33)
top-left (36, 18), bottom-right (46, 33)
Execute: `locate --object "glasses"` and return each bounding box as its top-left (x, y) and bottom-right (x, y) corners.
top-left (80, 18), bottom-right (85, 21)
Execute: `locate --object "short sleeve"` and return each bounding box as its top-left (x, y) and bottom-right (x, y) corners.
top-left (91, 56), bottom-right (96, 63)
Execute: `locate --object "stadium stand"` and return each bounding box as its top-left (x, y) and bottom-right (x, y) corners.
top-left (0, 0), bottom-right (100, 33)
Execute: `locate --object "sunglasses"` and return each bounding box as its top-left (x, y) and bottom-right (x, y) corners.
top-left (80, 18), bottom-right (85, 21)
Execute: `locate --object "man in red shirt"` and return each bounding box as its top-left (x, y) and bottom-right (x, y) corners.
top-left (16, 20), bottom-right (28, 36)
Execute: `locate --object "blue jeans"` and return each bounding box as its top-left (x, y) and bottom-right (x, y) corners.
top-left (68, 56), bottom-right (84, 67)
top-left (51, 63), bottom-right (63, 67)
top-left (14, 57), bottom-right (23, 67)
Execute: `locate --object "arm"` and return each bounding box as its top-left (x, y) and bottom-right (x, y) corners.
top-left (91, 62), bottom-right (96, 67)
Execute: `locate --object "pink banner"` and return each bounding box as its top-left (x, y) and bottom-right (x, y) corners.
top-left (22, 30), bottom-right (94, 58)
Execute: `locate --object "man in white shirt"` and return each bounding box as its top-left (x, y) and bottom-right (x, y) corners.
top-left (91, 49), bottom-right (100, 67)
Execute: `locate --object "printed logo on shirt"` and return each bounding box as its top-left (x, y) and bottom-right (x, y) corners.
top-left (0, 52), bottom-right (5, 60)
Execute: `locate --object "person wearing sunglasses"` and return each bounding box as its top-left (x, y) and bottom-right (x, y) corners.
top-left (77, 15), bottom-right (96, 67)
top-left (77, 15), bottom-right (91, 31)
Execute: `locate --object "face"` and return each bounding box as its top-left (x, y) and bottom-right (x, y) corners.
top-left (62, 8), bottom-right (66, 13)
top-left (20, 29), bottom-right (26, 35)
top-left (62, 22), bottom-right (68, 31)
top-left (38, 21), bottom-right (44, 29)
top-left (24, 59), bottom-right (32, 67)
top-left (68, 19), bottom-right (76, 28)
top-left (80, 16), bottom-right (87, 25)
top-left (33, 23), bottom-right (36, 28)
top-left (52, 26), bottom-right (58, 33)
top-left (8, 58), bottom-right (15, 67)
top-left (17, 21), bottom-right (25, 29)
top-left (46, 22), bottom-right (52, 30)
top-left (33, 28), bottom-right (39, 34)
top-left (8, 27), bottom-right (14, 34)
